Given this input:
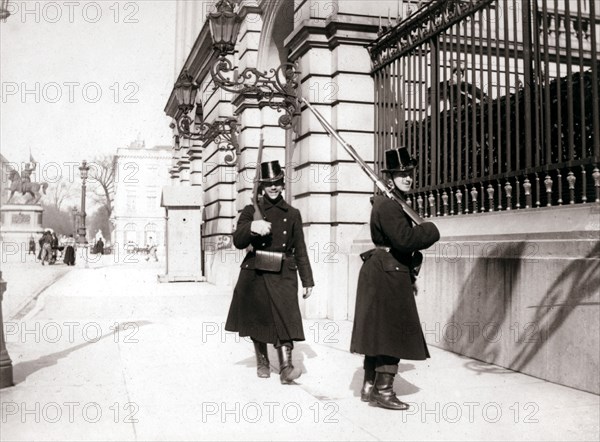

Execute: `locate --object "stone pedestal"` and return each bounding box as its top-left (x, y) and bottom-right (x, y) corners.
top-left (0, 204), bottom-right (44, 250)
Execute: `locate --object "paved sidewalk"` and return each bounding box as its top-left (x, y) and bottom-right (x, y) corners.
top-left (0, 263), bottom-right (598, 441)
top-left (2, 250), bottom-right (69, 321)
top-left (1, 247), bottom-right (116, 321)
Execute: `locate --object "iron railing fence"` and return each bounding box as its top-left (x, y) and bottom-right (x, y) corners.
top-left (369, 0), bottom-right (600, 216)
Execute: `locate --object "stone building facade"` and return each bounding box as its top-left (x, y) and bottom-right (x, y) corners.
top-left (165, 0), bottom-right (388, 310)
top-left (111, 140), bottom-right (172, 255)
top-left (164, 0), bottom-right (600, 394)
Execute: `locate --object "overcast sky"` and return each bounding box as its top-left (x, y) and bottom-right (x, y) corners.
top-left (0, 0), bottom-right (177, 169)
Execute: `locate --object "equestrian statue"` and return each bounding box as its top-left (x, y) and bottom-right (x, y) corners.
top-left (6, 167), bottom-right (48, 204)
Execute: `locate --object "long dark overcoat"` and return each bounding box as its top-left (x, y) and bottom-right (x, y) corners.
top-left (225, 197), bottom-right (314, 344)
top-left (350, 195), bottom-right (440, 360)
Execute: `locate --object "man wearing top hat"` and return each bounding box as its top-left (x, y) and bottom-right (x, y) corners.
top-left (225, 160), bottom-right (314, 384)
top-left (350, 147), bottom-right (440, 410)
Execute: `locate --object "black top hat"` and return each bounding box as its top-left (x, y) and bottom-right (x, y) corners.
top-left (381, 147), bottom-right (417, 173)
top-left (259, 160), bottom-right (284, 183)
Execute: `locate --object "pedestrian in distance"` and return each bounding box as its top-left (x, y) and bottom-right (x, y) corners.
top-left (40, 230), bottom-right (53, 265)
top-left (37, 234), bottom-right (44, 260)
top-left (96, 237), bottom-right (104, 255)
top-left (225, 160), bottom-right (314, 384)
top-left (350, 147), bottom-right (440, 410)
top-left (63, 234), bottom-right (77, 266)
top-left (49, 232), bottom-right (59, 264)
top-left (28, 236), bottom-right (36, 255)
top-left (145, 237), bottom-right (158, 262)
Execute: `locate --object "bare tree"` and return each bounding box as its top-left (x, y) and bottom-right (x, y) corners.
top-left (88, 154), bottom-right (116, 219)
top-left (47, 180), bottom-right (76, 210)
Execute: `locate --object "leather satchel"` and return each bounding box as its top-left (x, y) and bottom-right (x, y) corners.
top-left (255, 250), bottom-right (284, 272)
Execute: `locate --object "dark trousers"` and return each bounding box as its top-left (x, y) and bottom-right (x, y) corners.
top-left (253, 337), bottom-right (293, 350)
top-left (364, 355), bottom-right (400, 375)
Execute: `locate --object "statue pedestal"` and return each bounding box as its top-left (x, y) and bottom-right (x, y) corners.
top-left (0, 204), bottom-right (44, 251)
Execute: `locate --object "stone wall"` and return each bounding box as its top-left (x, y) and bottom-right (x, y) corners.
top-left (349, 204), bottom-right (600, 394)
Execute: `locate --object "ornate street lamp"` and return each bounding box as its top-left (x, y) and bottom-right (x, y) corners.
top-left (208, 0), bottom-right (243, 55)
top-left (174, 70), bottom-right (240, 164)
top-left (78, 160), bottom-right (90, 244)
top-left (0, 272), bottom-right (13, 388)
top-left (174, 69), bottom-right (199, 116)
top-left (0, 0), bottom-right (11, 21)
top-left (0, 0), bottom-right (13, 390)
top-left (207, 0), bottom-right (301, 129)
top-left (71, 206), bottom-right (80, 236)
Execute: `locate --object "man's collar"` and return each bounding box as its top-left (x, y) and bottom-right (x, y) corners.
top-left (262, 196), bottom-right (289, 212)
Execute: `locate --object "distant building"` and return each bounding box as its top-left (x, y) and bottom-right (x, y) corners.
top-left (111, 140), bottom-right (172, 254)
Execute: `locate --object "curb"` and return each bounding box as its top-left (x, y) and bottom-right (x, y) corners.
top-left (9, 269), bottom-right (70, 321)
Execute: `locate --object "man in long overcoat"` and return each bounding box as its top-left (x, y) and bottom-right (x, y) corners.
top-left (350, 147), bottom-right (440, 410)
top-left (225, 160), bottom-right (314, 384)
top-left (40, 230), bottom-right (53, 265)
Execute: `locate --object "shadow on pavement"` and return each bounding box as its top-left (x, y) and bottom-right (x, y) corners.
top-left (12, 320), bottom-right (153, 384)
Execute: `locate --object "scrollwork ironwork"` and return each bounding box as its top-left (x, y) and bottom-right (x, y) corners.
top-left (211, 54), bottom-right (301, 129)
top-left (368, 0), bottom-right (495, 70)
top-left (178, 115), bottom-right (239, 165)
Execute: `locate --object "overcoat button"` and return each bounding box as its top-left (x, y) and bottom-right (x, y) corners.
top-left (283, 218), bottom-right (287, 222)
top-left (283, 231), bottom-right (287, 234)
top-left (262, 243), bottom-right (266, 246)
top-left (395, 267), bottom-right (399, 270)
top-left (282, 243), bottom-right (286, 247)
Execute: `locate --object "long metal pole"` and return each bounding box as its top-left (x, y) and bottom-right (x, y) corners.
top-left (79, 179), bottom-right (87, 243)
top-left (0, 272), bottom-right (13, 388)
top-left (301, 98), bottom-right (424, 225)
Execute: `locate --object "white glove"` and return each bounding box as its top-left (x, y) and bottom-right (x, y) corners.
top-left (251, 220), bottom-right (272, 236)
top-left (303, 287), bottom-right (313, 299)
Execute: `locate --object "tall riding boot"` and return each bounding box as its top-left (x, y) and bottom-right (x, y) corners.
top-left (277, 345), bottom-right (301, 384)
top-left (370, 372), bottom-right (409, 410)
top-left (253, 341), bottom-right (270, 378)
top-left (360, 367), bottom-right (376, 402)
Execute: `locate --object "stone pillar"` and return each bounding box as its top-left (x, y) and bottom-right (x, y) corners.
top-left (177, 140), bottom-right (191, 185)
top-left (287, 5), bottom-right (380, 319)
top-left (179, 161), bottom-right (191, 184)
top-left (201, 142), bottom-right (238, 285)
top-left (199, 3), bottom-right (263, 287)
top-left (232, 3), bottom-right (263, 210)
top-left (170, 148), bottom-right (181, 183)
top-left (236, 105), bottom-right (262, 210)
top-left (189, 142), bottom-right (204, 187)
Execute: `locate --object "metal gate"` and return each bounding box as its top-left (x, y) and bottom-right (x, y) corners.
top-left (369, 0), bottom-right (599, 216)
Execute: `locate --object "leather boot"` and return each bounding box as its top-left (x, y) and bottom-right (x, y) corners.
top-left (277, 346), bottom-right (301, 384)
top-left (370, 372), bottom-right (409, 410)
top-left (253, 341), bottom-right (270, 378)
top-left (360, 368), bottom-right (376, 402)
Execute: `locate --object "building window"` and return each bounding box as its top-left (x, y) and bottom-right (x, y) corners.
top-left (144, 223), bottom-right (157, 246)
top-left (146, 195), bottom-right (157, 210)
top-left (126, 194), bottom-right (136, 212)
top-left (124, 223), bottom-right (137, 247)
